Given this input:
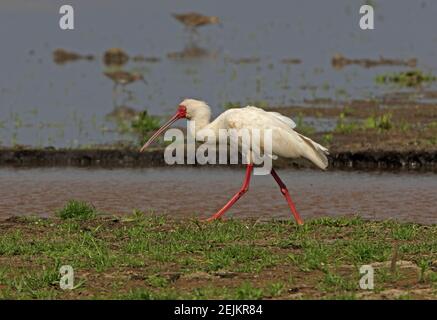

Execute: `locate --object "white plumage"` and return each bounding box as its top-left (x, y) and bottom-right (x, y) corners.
top-left (187, 100), bottom-right (329, 170)
top-left (140, 98), bottom-right (330, 224)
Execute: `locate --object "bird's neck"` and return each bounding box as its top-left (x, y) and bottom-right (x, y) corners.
top-left (188, 106), bottom-right (212, 138)
top-left (188, 115), bottom-right (211, 138)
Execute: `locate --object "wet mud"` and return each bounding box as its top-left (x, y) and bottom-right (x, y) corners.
top-left (52, 49), bottom-right (94, 65)
top-left (103, 48), bottom-right (129, 66)
top-left (0, 148), bottom-right (436, 171)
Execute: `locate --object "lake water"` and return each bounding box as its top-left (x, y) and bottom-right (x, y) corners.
top-left (0, 167), bottom-right (435, 224)
top-left (1, 0), bottom-right (437, 147)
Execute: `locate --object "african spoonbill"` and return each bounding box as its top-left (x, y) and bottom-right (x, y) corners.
top-left (140, 99), bottom-right (329, 225)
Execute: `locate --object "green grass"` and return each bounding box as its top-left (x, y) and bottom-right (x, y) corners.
top-left (322, 133), bottom-right (333, 146)
top-left (56, 200), bottom-right (97, 220)
top-left (375, 70), bottom-right (436, 87)
top-left (334, 112), bottom-right (404, 134)
top-left (363, 113), bottom-right (393, 131)
top-left (335, 112), bottom-right (359, 134)
top-left (0, 208), bottom-right (435, 299)
top-left (295, 113), bottom-right (316, 136)
top-left (131, 110), bottom-right (161, 143)
top-left (318, 271), bottom-right (357, 293)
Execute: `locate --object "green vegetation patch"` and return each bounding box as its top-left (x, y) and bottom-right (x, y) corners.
top-left (0, 209), bottom-right (435, 299)
top-left (56, 200), bottom-right (97, 220)
top-left (376, 70), bottom-right (436, 87)
top-left (131, 111), bottom-right (160, 136)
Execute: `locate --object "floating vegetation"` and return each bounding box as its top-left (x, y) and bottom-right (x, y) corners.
top-left (103, 48), bottom-right (129, 66)
top-left (375, 70), bottom-right (436, 87)
top-left (53, 49), bottom-right (94, 65)
top-left (131, 110), bottom-right (161, 141)
top-left (332, 53), bottom-right (417, 69)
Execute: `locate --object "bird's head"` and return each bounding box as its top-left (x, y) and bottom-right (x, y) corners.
top-left (139, 99), bottom-right (210, 152)
top-left (179, 98), bottom-right (212, 120)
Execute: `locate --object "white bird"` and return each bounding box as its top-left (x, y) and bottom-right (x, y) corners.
top-left (140, 99), bottom-right (329, 225)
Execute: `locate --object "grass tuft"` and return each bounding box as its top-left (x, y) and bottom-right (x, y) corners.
top-left (56, 200), bottom-right (97, 220)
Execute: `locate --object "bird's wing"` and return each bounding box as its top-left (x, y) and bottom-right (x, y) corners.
top-left (224, 106), bottom-right (295, 132)
top-left (223, 107), bottom-right (329, 169)
top-left (243, 106), bottom-right (296, 129)
top-left (265, 111), bottom-right (296, 129)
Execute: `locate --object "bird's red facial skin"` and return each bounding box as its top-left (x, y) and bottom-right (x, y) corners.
top-left (177, 105), bottom-right (187, 118)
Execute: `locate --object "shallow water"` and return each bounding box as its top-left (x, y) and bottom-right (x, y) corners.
top-left (0, 167), bottom-right (435, 224)
top-left (1, 0), bottom-right (437, 147)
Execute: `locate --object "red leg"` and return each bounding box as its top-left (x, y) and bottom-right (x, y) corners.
top-left (270, 168), bottom-right (304, 225)
top-left (206, 164), bottom-right (253, 221)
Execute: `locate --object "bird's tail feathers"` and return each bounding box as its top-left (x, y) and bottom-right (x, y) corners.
top-left (298, 133), bottom-right (329, 170)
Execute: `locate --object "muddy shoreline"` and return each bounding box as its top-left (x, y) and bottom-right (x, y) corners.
top-left (0, 148), bottom-right (436, 171)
